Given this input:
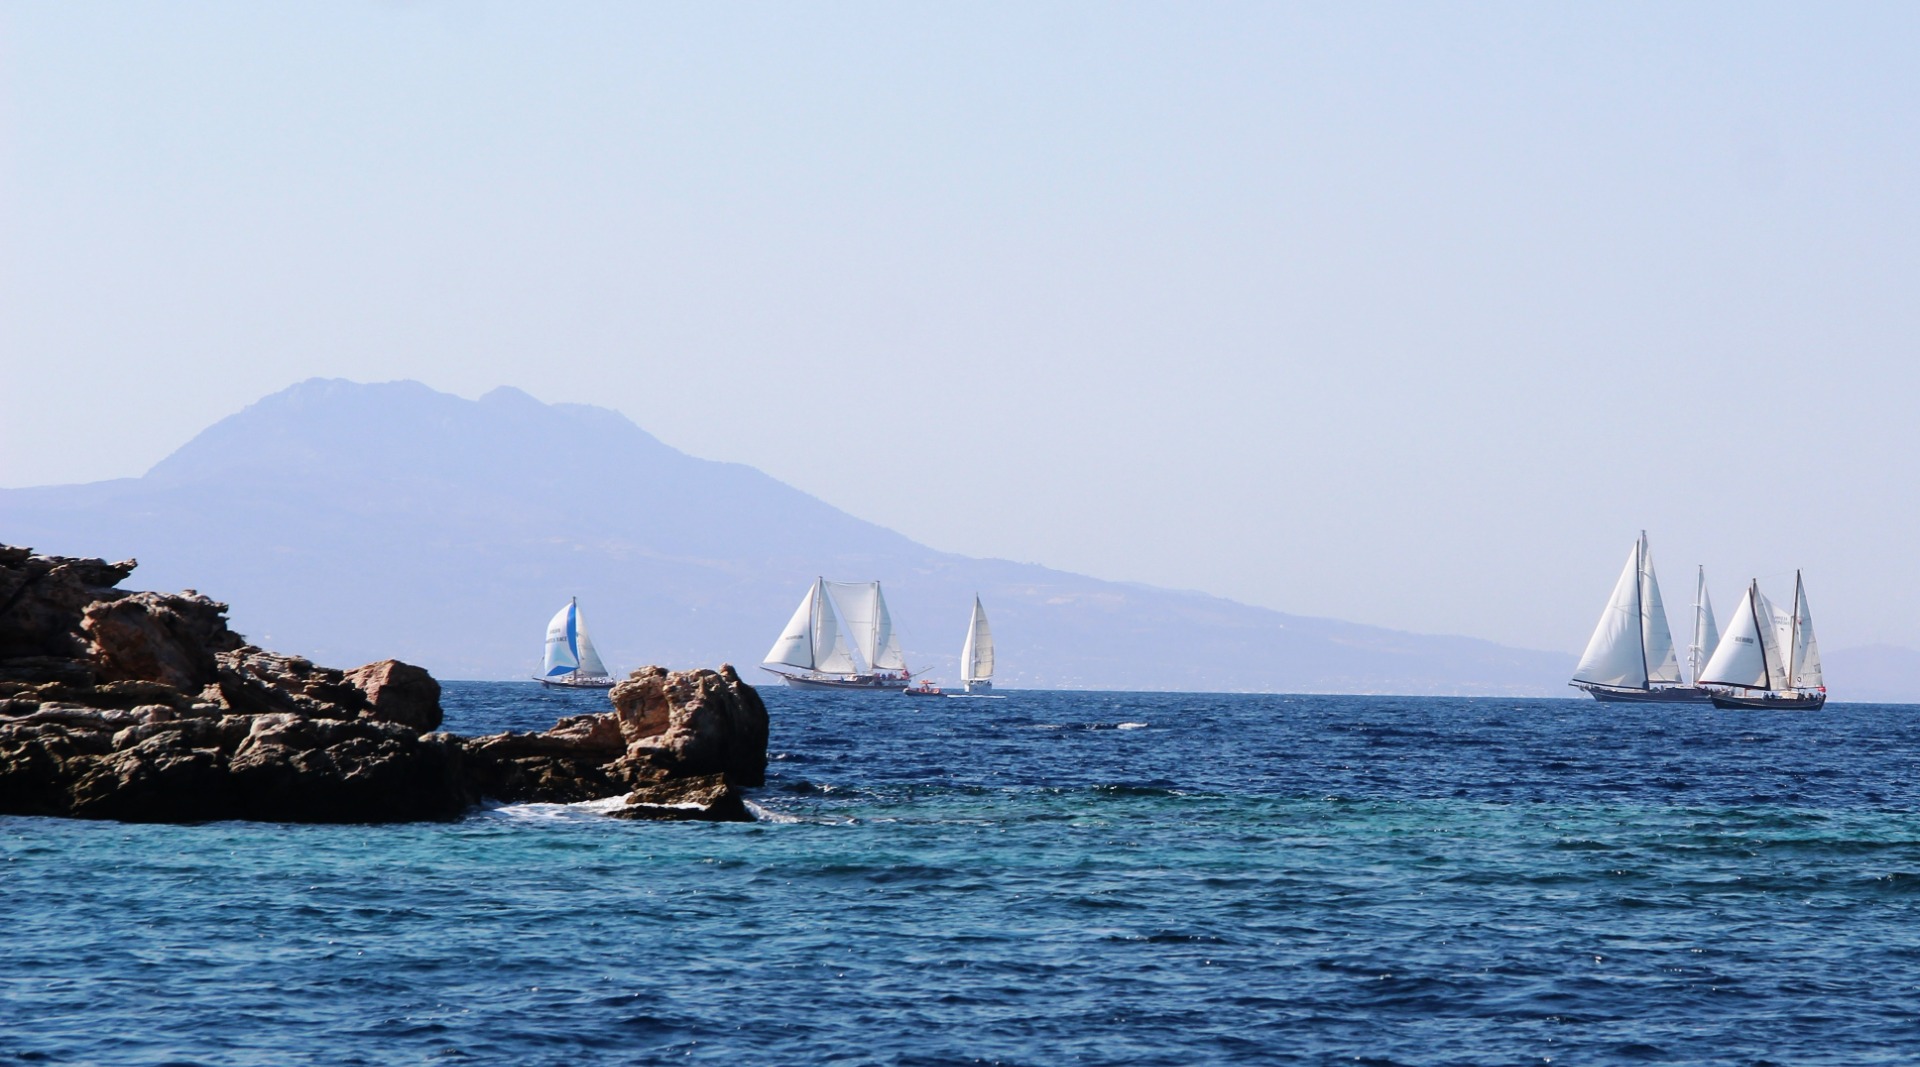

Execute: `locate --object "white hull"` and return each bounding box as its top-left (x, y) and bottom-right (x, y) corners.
top-left (762, 668), bottom-right (909, 692)
top-left (536, 673), bottom-right (617, 690)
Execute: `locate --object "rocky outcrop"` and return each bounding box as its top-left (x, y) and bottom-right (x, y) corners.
top-left (0, 546), bottom-right (768, 824)
top-left (343, 659), bottom-right (442, 732)
top-left (462, 665), bottom-right (767, 820)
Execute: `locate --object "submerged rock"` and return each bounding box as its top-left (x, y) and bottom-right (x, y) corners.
top-left (0, 545), bottom-right (766, 824)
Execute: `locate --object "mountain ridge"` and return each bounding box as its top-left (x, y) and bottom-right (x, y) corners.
top-left (11, 378), bottom-right (1593, 693)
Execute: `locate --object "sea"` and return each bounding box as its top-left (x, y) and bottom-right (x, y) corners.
top-left (5, 685), bottom-right (1920, 1066)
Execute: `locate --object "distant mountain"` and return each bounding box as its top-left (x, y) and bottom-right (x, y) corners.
top-left (1, 379), bottom-right (1575, 693)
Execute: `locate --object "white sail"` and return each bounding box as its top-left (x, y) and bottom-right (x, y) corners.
top-left (1789, 571), bottom-right (1823, 690)
top-left (1689, 566), bottom-right (1720, 686)
top-left (764, 579), bottom-right (859, 675)
top-left (961, 596), bottom-right (994, 683)
top-left (1768, 598), bottom-right (1797, 691)
top-left (543, 600), bottom-right (580, 677)
top-left (1638, 533), bottom-right (1682, 685)
top-left (1572, 542), bottom-right (1649, 689)
top-left (1699, 581), bottom-right (1785, 690)
top-left (824, 580), bottom-right (906, 672)
top-left (573, 603), bottom-right (609, 677)
top-left (811, 587), bottom-right (860, 674)
top-left (765, 586), bottom-right (819, 670)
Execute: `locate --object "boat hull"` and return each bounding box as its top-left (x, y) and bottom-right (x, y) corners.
top-left (536, 674), bottom-right (617, 690)
top-left (762, 669), bottom-right (910, 692)
top-left (962, 680), bottom-right (993, 693)
top-left (1709, 691), bottom-right (1828, 711)
top-left (1572, 683), bottom-right (1714, 704)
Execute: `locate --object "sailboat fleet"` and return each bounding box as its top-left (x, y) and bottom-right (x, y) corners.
top-left (1572, 532), bottom-right (1825, 710)
top-left (759, 577), bottom-right (996, 694)
top-left (530, 580), bottom-right (997, 695)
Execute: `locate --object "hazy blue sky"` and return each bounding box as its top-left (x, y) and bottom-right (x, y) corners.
top-left (4, 2), bottom-right (1918, 656)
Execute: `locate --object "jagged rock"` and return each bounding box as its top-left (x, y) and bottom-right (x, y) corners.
top-left (609, 665), bottom-right (769, 786)
top-left (83, 591), bottom-right (240, 690)
top-left (0, 547), bottom-right (135, 665)
top-left (344, 659), bottom-right (442, 732)
top-left (608, 773), bottom-right (753, 822)
top-left (0, 545), bottom-right (764, 824)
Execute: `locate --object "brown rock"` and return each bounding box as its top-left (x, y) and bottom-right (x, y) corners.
top-left (608, 773), bottom-right (754, 822)
top-left (0, 544), bottom-right (767, 825)
top-left (344, 659), bottom-right (442, 733)
top-left (82, 591), bottom-right (239, 690)
top-left (609, 664), bottom-right (769, 786)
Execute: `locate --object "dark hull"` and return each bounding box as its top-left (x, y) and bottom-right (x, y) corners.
top-left (1573, 683), bottom-right (1715, 704)
top-left (1709, 691), bottom-right (1827, 711)
top-left (537, 674), bottom-right (617, 690)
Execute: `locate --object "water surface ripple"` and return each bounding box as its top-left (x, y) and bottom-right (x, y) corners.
top-left (5, 687), bottom-right (1919, 1065)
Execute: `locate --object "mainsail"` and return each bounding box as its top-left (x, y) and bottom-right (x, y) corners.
top-left (1788, 571), bottom-right (1823, 690)
top-left (764, 579), bottom-right (860, 675)
top-left (1698, 580), bottom-right (1789, 690)
top-left (824, 580), bottom-right (906, 672)
top-left (1638, 535), bottom-right (1682, 684)
top-left (1572, 532), bottom-right (1680, 690)
top-left (543, 598), bottom-right (610, 679)
top-left (1688, 566), bottom-right (1721, 686)
top-left (961, 595), bottom-right (994, 684)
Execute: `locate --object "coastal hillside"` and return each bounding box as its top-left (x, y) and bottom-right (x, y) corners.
top-left (2, 379), bottom-right (1573, 693)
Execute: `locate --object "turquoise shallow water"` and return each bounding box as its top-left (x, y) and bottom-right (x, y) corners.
top-left (5, 686), bottom-right (1920, 1065)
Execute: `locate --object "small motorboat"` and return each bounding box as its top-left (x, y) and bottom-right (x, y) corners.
top-left (904, 679), bottom-right (943, 697)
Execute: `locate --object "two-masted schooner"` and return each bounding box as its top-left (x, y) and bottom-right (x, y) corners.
top-left (537, 597), bottom-right (617, 689)
top-left (1570, 532), bottom-right (1717, 703)
top-left (762, 578), bottom-right (913, 690)
top-left (1696, 571), bottom-right (1826, 710)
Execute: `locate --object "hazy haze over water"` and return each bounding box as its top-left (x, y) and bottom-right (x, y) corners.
top-left (3, 3), bottom-right (1918, 658)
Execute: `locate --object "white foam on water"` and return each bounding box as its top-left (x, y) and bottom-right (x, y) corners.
top-left (744, 800), bottom-right (804, 823)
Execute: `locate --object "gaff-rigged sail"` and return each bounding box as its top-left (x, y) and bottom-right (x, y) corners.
top-left (961, 596), bottom-right (994, 684)
top-left (824, 581), bottom-right (906, 672)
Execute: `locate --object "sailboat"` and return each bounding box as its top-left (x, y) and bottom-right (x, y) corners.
top-left (1698, 572), bottom-right (1827, 710)
top-left (537, 597), bottom-right (617, 689)
top-left (1570, 532), bottom-right (1712, 703)
top-left (1686, 565), bottom-right (1722, 689)
top-left (761, 578), bottom-right (913, 691)
top-left (959, 595), bottom-right (994, 693)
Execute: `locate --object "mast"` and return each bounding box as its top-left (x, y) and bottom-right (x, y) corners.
top-left (1636, 533), bottom-right (1649, 690)
top-left (1689, 567), bottom-right (1702, 683)
top-left (1750, 579), bottom-right (1771, 692)
top-left (1789, 570), bottom-right (1803, 690)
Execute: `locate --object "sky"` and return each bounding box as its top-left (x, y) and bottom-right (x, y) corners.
top-left (3, 2), bottom-right (1919, 657)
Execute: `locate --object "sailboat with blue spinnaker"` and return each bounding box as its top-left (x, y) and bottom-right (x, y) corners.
top-left (538, 597), bottom-right (617, 689)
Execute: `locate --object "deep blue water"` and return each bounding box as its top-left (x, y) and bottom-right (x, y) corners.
top-left (6, 686), bottom-right (1920, 1065)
